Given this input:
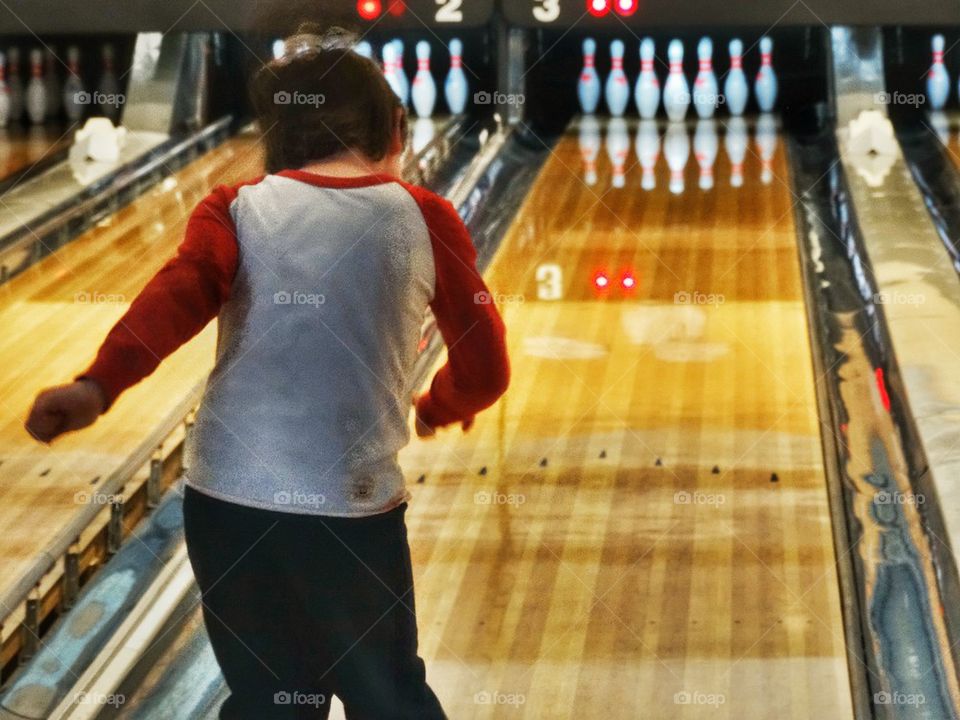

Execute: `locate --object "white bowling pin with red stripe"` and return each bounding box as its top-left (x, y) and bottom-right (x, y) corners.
top-left (724, 39), bottom-right (748, 116)
top-left (99, 43), bottom-right (119, 121)
top-left (26, 48), bottom-right (46, 125)
top-left (412, 41), bottom-right (437, 119)
top-left (444, 39), bottom-right (468, 114)
top-left (663, 39), bottom-right (689, 122)
top-left (754, 36), bottom-right (778, 113)
top-left (605, 39), bottom-right (629, 117)
top-left (63, 45), bottom-right (84, 122)
top-left (7, 47), bottom-right (23, 123)
top-left (634, 38), bottom-right (660, 120)
top-left (927, 34), bottom-right (949, 111)
top-left (578, 38), bottom-right (601, 115)
top-left (693, 37), bottom-right (717, 119)
top-left (755, 113), bottom-right (777, 185)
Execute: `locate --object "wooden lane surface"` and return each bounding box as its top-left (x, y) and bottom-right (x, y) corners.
top-left (395, 119), bottom-right (854, 719)
top-left (0, 124), bottom-right (73, 182)
top-left (0, 131), bottom-right (263, 629)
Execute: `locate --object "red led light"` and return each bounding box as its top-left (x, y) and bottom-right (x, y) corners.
top-left (586, 0), bottom-right (612, 17)
top-left (614, 0), bottom-right (638, 16)
top-left (387, 0), bottom-right (406, 16)
top-left (593, 271), bottom-right (610, 289)
top-left (357, 0), bottom-right (382, 20)
top-left (620, 272), bottom-right (636, 290)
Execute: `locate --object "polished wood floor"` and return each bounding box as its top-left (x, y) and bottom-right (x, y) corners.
top-left (396, 119), bottom-right (854, 719)
top-left (0, 131), bottom-right (262, 644)
top-left (0, 124), bottom-right (73, 181)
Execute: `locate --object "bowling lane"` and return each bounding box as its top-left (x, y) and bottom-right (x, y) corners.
top-left (0, 131), bottom-right (262, 639)
top-left (0, 123), bottom-right (72, 183)
top-left (397, 117), bottom-right (854, 718)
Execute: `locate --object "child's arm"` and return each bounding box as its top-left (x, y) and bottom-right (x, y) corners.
top-left (412, 192), bottom-right (510, 435)
top-left (25, 186), bottom-right (240, 443)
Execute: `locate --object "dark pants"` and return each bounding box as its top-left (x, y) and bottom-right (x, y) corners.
top-left (182, 486), bottom-right (446, 720)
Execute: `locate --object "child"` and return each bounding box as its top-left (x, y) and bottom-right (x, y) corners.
top-left (26, 26), bottom-right (509, 720)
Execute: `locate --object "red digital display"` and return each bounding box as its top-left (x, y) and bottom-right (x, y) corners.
top-left (586, 0), bottom-right (612, 18)
top-left (357, 0), bottom-right (382, 20)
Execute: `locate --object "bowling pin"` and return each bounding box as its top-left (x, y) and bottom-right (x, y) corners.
top-left (7, 47), bottom-right (23, 123)
top-left (929, 110), bottom-right (949, 145)
top-left (0, 53), bottom-right (9, 128)
top-left (63, 45), bottom-right (84, 123)
top-left (412, 41), bottom-right (437, 119)
top-left (605, 117), bottom-right (630, 189)
top-left (382, 43), bottom-right (405, 103)
top-left (723, 39), bottom-right (748, 116)
top-left (754, 36), bottom-right (778, 113)
top-left (44, 47), bottom-right (60, 119)
top-left (755, 113), bottom-right (777, 185)
top-left (635, 118), bottom-right (660, 190)
top-left (725, 116), bottom-right (748, 188)
top-left (99, 44), bottom-right (119, 121)
top-left (664, 121), bottom-right (690, 195)
top-left (26, 49), bottom-right (46, 125)
top-left (393, 40), bottom-right (410, 107)
top-left (663, 39), bottom-right (689, 122)
top-left (634, 38), bottom-right (660, 120)
top-left (927, 34), bottom-right (949, 111)
top-left (694, 118), bottom-right (718, 190)
top-left (605, 39), bottom-right (629, 117)
top-left (354, 41), bottom-right (373, 60)
top-left (411, 117), bottom-right (436, 155)
top-left (578, 38), bottom-right (601, 115)
top-left (578, 115), bottom-right (601, 186)
top-left (693, 37), bottom-right (718, 119)
top-left (445, 38), bottom-right (469, 114)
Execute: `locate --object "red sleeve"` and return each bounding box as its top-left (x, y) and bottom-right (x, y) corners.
top-left (77, 183), bottom-right (246, 411)
top-left (401, 183), bottom-right (510, 429)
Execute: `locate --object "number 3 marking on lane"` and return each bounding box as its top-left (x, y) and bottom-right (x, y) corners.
top-left (533, 0), bottom-right (561, 22)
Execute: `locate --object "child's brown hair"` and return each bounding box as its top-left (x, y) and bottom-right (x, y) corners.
top-left (251, 24), bottom-right (407, 174)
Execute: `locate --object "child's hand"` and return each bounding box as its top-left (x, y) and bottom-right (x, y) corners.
top-left (412, 397), bottom-right (474, 438)
top-left (25, 380), bottom-right (106, 443)
top-left (413, 397), bottom-right (436, 439)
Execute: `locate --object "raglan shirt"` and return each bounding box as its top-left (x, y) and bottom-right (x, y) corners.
top-left (78, 171), bottom-right (509, 517)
